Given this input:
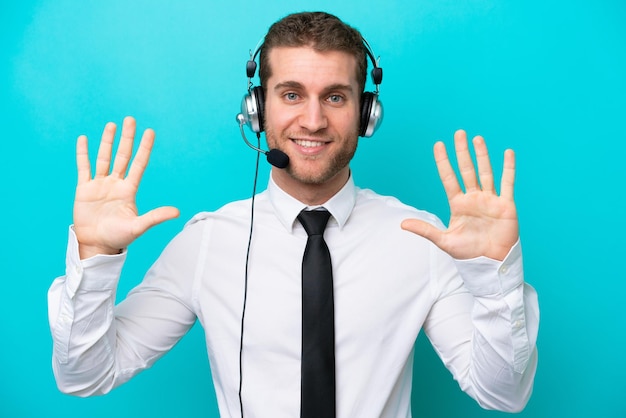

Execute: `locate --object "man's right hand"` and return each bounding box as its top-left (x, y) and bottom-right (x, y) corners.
top-left (73, 116), bottom-right (180, 259)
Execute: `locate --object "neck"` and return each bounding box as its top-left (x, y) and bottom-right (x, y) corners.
top-left (272, 167), bottom-right (350, 206)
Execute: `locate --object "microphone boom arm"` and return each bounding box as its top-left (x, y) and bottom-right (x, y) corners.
top-left (236, 114), bottom-right (289, 169)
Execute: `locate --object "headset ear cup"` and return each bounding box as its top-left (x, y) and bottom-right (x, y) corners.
top-left (241, 86), bottom-right (265, 133)
top-left (252, 86), bottom-right (265, 133)
top-left (360, 92), bottom-right (383, 137)
top-left (359, 92), bottom-right (373, 137)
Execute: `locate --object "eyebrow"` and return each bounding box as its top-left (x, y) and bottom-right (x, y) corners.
top-left (273, 81), bottom-right (355, 95)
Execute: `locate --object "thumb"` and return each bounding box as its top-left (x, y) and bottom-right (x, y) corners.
top-left (401, 218), bottom-right (444, 246)
top-left (134, 206), bottom-right (180, 236)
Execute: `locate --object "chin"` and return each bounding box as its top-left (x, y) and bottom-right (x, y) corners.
top-left (286, 161), bottom-right (348, 186)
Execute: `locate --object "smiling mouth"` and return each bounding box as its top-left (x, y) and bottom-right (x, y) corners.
top-left (293, 139), bottom-right (328, 148)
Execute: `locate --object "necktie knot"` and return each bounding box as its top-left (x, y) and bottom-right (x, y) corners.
top-left (297, 210), bottom-right (331, 237)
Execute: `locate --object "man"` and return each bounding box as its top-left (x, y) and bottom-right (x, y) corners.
top-left (48, 11), bottom-right (539, 417)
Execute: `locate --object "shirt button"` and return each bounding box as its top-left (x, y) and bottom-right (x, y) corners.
top-left (500, 265), bottom-right (508, 274)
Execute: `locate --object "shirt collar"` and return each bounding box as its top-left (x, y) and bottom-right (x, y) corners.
top-left (267, 171), bottom-right (356, 233)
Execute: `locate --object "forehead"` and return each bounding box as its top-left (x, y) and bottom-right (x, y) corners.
top-left (266, 46), bottom-right (359, 89)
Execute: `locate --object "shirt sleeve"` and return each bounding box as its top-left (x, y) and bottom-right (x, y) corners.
top-left (422, 239), bottom-right (539, 412)
top-left (47, 225), bottom-right (199, 396)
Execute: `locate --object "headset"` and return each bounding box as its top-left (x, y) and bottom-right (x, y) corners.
top-left (238, 37), bottom-right (384, 139)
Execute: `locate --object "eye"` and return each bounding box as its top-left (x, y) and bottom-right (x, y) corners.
top-left (327, 94), bottom-right (344, 104)
top-left (284, 92), bottom-right (299, 101)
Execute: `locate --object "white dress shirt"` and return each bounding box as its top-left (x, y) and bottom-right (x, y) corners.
top-left (48, 174), bottom-right (539, 417)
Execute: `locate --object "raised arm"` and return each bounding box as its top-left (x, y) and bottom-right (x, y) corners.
top-left (49, 117), bottom-right (193, 396)
top-left (73, 116), bottom-right (179, 259)
top-left (402, 129), bottom-right (538, 411)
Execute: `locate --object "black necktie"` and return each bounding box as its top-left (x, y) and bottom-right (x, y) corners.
top-left (297, 210), bottom-right (336, 418)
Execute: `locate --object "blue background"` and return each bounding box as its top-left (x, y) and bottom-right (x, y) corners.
top-left (2, 0), bottom-right (625, 417)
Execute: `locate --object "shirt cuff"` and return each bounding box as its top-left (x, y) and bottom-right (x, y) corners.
top-left (453, 239), bottom-right (524, 297)
top-left (65, 226), bottom-right (127, 299)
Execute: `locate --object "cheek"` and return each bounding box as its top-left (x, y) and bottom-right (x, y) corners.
top-left (338, 111), bottom-right (360, 139)
top-left (264, 106), bottom-right (293, 133)
top-left (338, 104), bottom-right (361, 133)
top-left (264, 98), bottom-right (291, 128)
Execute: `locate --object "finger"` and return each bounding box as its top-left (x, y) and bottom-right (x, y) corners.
top-left (95, 122), bottom-right (116, 177)
top-left (500, 149), bottom-right (516, 200)
top-left (401, 218), bottom-right (444, 247)
top-left (454, 129), bottom-right (479, 192)
top-left (111, 116), bottom-right (137, 178)
top-left (133, 206), bottom-right (180, 236)
top-left (473, 135), bottom-right (495, 193)
top-left (126, 127), bottom-right (156, 187)
top-left (76, 135), bottom-right (91, 185)
top-left (433, 141), bottom-right (462, 201)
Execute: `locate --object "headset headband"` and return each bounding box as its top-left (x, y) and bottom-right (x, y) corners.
top-left (245, 37), bottom-right (383, 93)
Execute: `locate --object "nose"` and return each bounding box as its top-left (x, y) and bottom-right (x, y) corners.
top-left (298, 99), bottom-right (328, 132)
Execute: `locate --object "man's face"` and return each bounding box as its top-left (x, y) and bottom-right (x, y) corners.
top-left (263, 46), bottom-right (361, 190)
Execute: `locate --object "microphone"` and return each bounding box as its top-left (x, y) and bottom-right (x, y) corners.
top-left (236, 114), bottom-right (290, 169)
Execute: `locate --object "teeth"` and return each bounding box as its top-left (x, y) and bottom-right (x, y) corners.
top-left (294, 139), bottom-right (325, 148)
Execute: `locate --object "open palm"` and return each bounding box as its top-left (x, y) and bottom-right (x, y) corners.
top-left (73, 117), bottom-right (179, 259)
top-left (402, 130), bottom-right (518, 261)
